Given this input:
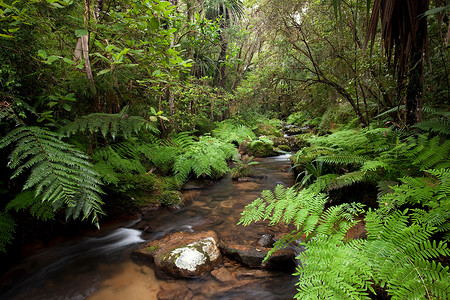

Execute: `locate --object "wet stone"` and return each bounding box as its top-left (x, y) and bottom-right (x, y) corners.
top-left (211, 267), bottom-right (234, 282)
top-left (134, 230), bottom-right (221, 278)
top-left (157, 282), bottom-right (192, 300)
top-left (257, 234), bottom-right (275, 248)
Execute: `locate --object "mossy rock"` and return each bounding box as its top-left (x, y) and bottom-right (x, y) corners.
top-left (254, 123), bottom-right (283, 137)
top-left (278, 144), bottom-right (291, 152)
top-left (240, 140), bottom-right (276, 157)
top-left (158, 190), bottom-right (183, 206)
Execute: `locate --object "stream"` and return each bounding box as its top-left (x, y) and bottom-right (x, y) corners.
top-left (0, 154), bottom-right (297, 300)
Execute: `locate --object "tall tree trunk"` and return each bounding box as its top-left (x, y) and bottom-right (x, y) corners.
top-left (74, 0), bottom-right (98, 111)
top-left (405, 10), bottom-right (426, 126)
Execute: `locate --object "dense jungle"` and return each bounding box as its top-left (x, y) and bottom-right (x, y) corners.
top-left (0, 0), bottom-right (449, 299)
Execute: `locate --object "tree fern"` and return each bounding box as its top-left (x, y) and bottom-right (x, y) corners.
top-left (0, 126), bottom-right (104, 226)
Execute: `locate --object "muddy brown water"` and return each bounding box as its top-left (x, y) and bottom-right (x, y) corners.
top-left (0, 154), bottom-right (298, 300)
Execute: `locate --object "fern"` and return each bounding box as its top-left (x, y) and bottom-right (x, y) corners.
top-left (92, 143), bottom-right (146, 186)
top-left (364, 210), bottom-right (450, 299)
top-left (290, 209), bottom-right (450, 299)
top-left (380, 169), bottom-right (450, 239)
top-left (173, 136), bottom-right (237, 183)
top-left (414, 118), bottom-right (450, 135)
top-left (239, 185), bottom-right (363, 239)
top-left (0, 126), bottom-right (104, 226)
top-left (5, 191), bottom-right (55, 221)
top-left (61, 108), bottom-right (158, 139)
top-left (0, 212), bottom-right (15, 252)
top-left (212, 121), bottom-right (256, 144)
top-left (295, 236), bottom-right (373, 300)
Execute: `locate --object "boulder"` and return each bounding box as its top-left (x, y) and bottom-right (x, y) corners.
top-left (219, 242), bottom-right (296, 271)
top-left (135, 230), bottom-right (221, 278)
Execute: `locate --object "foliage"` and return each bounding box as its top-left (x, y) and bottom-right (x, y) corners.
top-left (230, 155), bottom-right (258, 179)
top-left (5, 191), bottom-right (54, 221)
top-left (291, 128), bottom-right (450, 191)
top-left (254, 120), bottom-right (283, 137)
top-left (212, 120), bottom-right (256, 144)
top-left (240, 124), bottom-right (450, 299)
top-left (62, 108), bottom-right (159, 140)
top-left (0, 212), bottom-right (15, 253)
top-left (295, 210), bottom-right (450, 299)
top-left (0, 126), bottom-right (104, 226)
top-left (379, 168), bottom-right (450, 241)
top-left (173, 135), bottom-right (238, 183)
top-left (240, 183), bottom-right (450, 299)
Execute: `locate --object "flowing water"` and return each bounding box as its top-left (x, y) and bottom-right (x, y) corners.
top-left (0, 154), bottom-right (297, 300)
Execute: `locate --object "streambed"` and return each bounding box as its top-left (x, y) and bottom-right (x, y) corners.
top-left (0, 154), bottom-right (297, 300)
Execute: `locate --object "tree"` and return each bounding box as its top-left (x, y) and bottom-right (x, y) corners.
top-left (367, 0), bottom-right (430, 126)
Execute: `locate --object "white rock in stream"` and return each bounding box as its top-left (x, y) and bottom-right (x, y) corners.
top-left (135, 230), bottom-right (222, 278)
top-left (170, 237), bottom-right (220, 271)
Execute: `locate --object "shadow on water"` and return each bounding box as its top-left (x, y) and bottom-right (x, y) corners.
top-left (0, 154), bottom-right (298, 300)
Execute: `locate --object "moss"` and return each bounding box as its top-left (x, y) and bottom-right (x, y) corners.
top-left (254, 123), bottom-right (283, 137)
top-left (278, 144), bottom-right (291, 152)
top-left (249, 140), bottom-right (275, 157)
top-left (146, 244), bottom-right (160, 253)
top-left (158, 190), bottom-right (182, 206)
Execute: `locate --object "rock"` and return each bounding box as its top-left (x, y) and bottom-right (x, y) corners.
top-left (237, 177), bottom-right (254, 182)
top-left (135, 230), bottom-right (221, 278)
top-left (220, 243), bottom-right (296, 271)
top-left (132, 220), bottom-right (153, 233)
top-left (211, 267), bottom-right (234, 282)
top-left (157, 282), bottom-right (192, 300)
top-left (257, 234), bottom-right (275, 248)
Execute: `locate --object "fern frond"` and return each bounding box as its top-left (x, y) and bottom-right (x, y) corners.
top-left (295, 235), bottom-right (372, 300)
top-left (365, 210), bottom-right (450, 299)
top-left (212, 121), bottom-right (256, 144)
top-left (61, 110), bottom-right (158, 139)
top-left (414, 118), bottom-right (450, 135)
top-left (5, 191), bottom-right (54, 221)
top-left (0, 126), bottom-right (104, 225)
top-left (327, 171), bottom-right (366, 190)
top-left (318, 154), bottom-right (369, 165)
top-left (0, 212), bottom-right (15, 252)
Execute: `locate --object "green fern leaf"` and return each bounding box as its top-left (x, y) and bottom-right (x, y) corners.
top-left (0, 126), bottom-right (104, 226)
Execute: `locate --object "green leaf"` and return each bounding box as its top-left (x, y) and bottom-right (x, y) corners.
top-left (148, 17), bottom-right (160, 30)
top-left (38, 50), bottom-right (48, 58)
top-left (97, 69), bottom-right (111, 76)
top-left (75, 28), bottom-right (88, 37)
top-left (62, 103), bottom-right (71, 111)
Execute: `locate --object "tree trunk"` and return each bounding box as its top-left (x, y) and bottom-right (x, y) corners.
top-left (405, 11), bottom-right (426, 126)
top-left (74, 0), bottom-right (99, 111)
